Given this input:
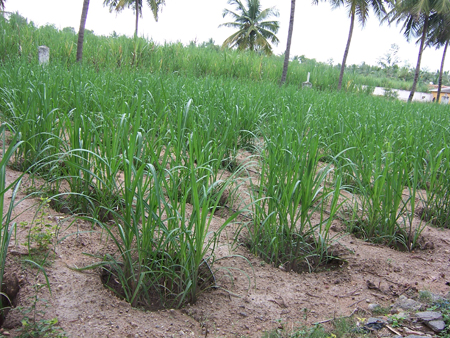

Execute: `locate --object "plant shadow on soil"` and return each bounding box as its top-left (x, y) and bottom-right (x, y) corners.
top-left (244, 231), bottom-right (350, 274)
top-left (99, 257), bottom-right (217, 311)
top-left (416, 206), bottom-right (450, 229)
top-left (346, 219), bottom-right (419, 252)
top-left (48, 192), bottom-right (124, 223)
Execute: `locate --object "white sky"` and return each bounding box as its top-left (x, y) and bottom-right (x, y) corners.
top-left (4, 0), bottom-right (449, 72)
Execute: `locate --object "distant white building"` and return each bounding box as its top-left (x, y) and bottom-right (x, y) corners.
top-left (372, 87), bottom-right (433, 102)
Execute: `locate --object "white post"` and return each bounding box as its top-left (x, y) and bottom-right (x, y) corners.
top-left (38, 46), bottom-right (50, 65)
top-left (302, 72), bottom-right (312, 88)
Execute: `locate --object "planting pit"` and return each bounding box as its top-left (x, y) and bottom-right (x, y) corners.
top-left (0, 272), bottom-right (19, 327)
top-left (100, 256), bottom-right (217, 311)
top-left (1, 166), bottom-right (449, 337)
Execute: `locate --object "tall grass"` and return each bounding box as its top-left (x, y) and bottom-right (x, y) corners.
top-left (0, 66), bottom-right (246, 307)
top-left (419, 146), bottom-right (450, 228)
top-left (2, 63), bottom-right (448, 203)
top-left (246, 106), bottom-right (344, 272)
top-left (81, 101), bottom-right (240, 308)
top-left (344, 148), bottom-right (423, 249)
top-left (0, 124), bottom-right (23, 313)
top-left (0, 12), bottom-right (431, 92)
top-left (1, 26), bottom-right (450, 308)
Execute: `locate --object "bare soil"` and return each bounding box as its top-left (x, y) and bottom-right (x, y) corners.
top-left (1, 166), bottom-right (449, 338)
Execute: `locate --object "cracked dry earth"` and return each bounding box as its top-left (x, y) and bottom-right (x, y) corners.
top-left (1, 166), bottom-right (449, 338)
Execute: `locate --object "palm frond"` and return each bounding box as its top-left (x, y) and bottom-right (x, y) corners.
top-left (219, 0), bottom-right (279, 55)
top-left (147, 0), bottom-right (165, 21)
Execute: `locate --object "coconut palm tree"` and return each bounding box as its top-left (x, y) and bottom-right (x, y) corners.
top-left (103, 0), bottom-right (165, 37)
top-left (437, 40), bottom-right (449, 101)
top-left (387, 0), bottom-right (450, 101)
top-left (423, 12), bottom-right (450, 101)
top-left (219, 0), bottom-right (280, 55)
top-left (314, 0), bottom-right (388, 90)
top-left (76, 0), bottom-right (90, 62)
top-left (280, 0), bottom-right (296, 85)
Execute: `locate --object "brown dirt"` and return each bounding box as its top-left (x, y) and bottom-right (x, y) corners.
top-left (1, 166), bottom-right (449, 338)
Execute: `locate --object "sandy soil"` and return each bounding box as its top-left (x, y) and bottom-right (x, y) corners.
top-left (1, 166), bottom-right (449, 338)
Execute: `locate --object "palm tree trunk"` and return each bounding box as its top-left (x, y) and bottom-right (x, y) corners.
top-left (338, 10), bottom-right (355, 91)
top-left (437, 40), bottom-right (448, 103)
top-left (280, 0), bottom-right (296, 86)
top-left (135, 0), bottom-right (139, 37)
top-left (76, 0), bottom-right (90, 63)
top-left (408, 14), bottom-right (429, 102)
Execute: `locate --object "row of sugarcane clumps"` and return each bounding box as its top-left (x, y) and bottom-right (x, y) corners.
top-left (0, 60), bottom-right (449, 310)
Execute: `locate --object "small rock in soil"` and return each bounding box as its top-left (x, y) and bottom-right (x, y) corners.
top-left (415, 311), bottom-right (443, 322)
top-left (364, 317), bottom-right (386, 331)
top-left (368, 303), bottom-right (380, 311)
top-left (7, 245), bottom-right (29, 256)
top-left (392, 295), bottom-right (423, 312)
top-left (425, 320), bottom-right (446, 333)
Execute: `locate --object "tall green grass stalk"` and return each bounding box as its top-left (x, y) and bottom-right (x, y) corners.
top-left (419, 146), bottom-right (450, 228)
top-left (247, 123), bottom-right (343, 272)
top-left (76, 100), bottom-right (241, 308)
top-left (0, 124), bottom-right (23, 312)
top-left (345, 148), bottom-right (424, 249)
